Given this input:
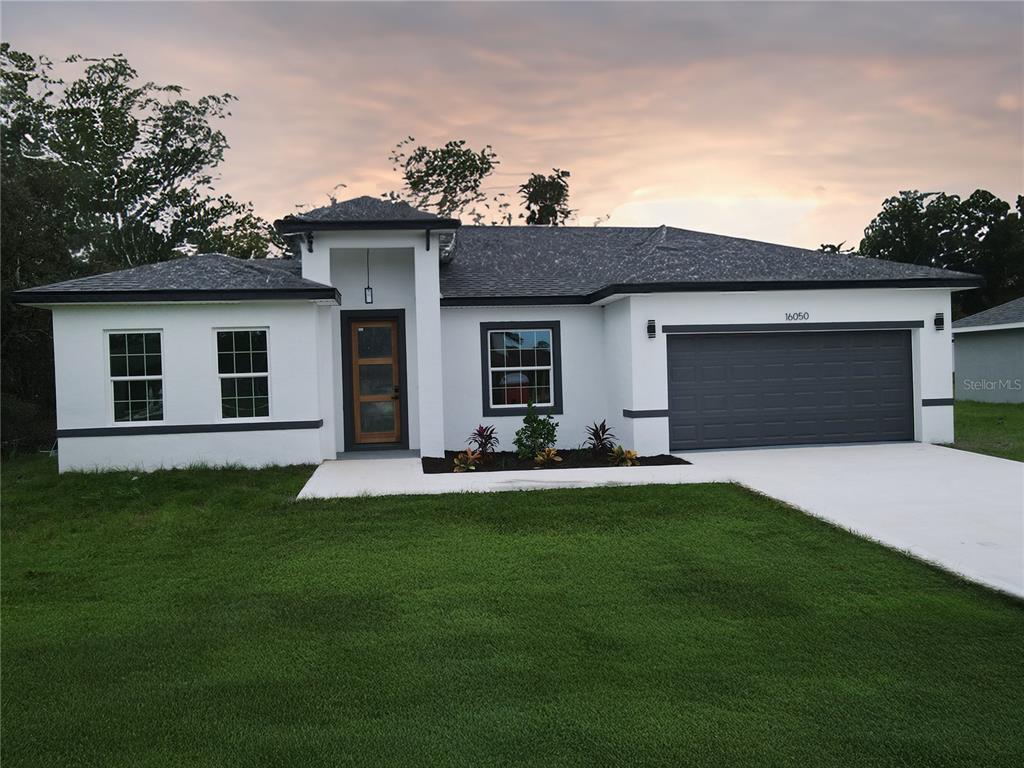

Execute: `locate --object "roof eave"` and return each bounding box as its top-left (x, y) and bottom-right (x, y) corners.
top-left (440, 276), bottom-right (984, 307)
top-left (11, 287), bottom-right (341, 306)
top-left (952, 321), bottom-right (1024, 334)
top-left (274, 217), bottom-right (461, 234)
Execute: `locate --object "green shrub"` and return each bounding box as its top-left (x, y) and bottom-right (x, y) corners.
top-left (513, 401), bottom-right (559, 459)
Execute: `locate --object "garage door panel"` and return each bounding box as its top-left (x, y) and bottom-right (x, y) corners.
top-left (667, 330), bottom-right (913, 450)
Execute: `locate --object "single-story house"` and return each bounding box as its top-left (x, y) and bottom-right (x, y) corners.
top-left (13, 196), bottom-right (982, 472)
top-left (952, 296), bottom-right (1024, 403)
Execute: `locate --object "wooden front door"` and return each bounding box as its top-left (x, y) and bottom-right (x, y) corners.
top-left (350, 319), bottom-right (402, 444)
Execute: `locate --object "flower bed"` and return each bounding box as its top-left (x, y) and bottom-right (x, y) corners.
top-left (421, 450), bottom-right (689, 474)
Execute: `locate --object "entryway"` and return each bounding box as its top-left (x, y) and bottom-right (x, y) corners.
top-left (342, 311), bottom-right (409, 450)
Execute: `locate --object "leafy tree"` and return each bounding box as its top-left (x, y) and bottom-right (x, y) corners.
top-left (518, 168), bottom-right (573, 225)
top-left (386, 137), bottom-right (511, 224)
top-left (859, 189), bottom-right (1024, 317)
top-left (1, 44), bottom-right (281, 448)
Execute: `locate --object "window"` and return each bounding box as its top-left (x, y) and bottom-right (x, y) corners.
top-left (217, 329), bottom-right (269, 418)
top-left (480, 321), bottom-right (562, 417)
top-left (109, 331), bottom-right (163, 422)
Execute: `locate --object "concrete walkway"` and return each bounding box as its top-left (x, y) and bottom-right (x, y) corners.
top-left (297, 444), bottom-right (1024, 598)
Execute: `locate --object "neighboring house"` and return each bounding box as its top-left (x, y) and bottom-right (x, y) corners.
top-left (952, 296), bottom-right (1024, 404)
top-left (14, 196), bottom-right (981, 472)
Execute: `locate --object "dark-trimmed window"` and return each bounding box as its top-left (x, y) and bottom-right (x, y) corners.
top-left (480, 321), bottom-right (562, 417)
top-left (217, 329), bottom-right (270, 419)
top-left (109, 331), bottom-right (163, 422)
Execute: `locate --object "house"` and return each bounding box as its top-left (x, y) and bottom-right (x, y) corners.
top-left (952, 296), bottom-right (1024, 403)
top-left (13, 196), bottom-right (982, 472)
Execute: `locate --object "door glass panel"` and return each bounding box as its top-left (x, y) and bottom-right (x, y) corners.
top-left (357, 326), bottom-right (392, 358)
top-left (360, 401), bottom-right (395, 433)
top-left (359, 364), bottom-right (393, 396)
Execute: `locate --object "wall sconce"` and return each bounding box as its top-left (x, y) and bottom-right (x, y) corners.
top-left (364, 248), bottom-right (374, 304)
top-left (646, 319), bottom-right (656, 338)
top-left (934, 312), bottom-right (944, 331)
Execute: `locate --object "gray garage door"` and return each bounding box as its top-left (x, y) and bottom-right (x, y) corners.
top-left (667, 330), bottom-right (914, 450)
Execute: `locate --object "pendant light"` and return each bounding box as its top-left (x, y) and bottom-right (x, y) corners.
top-left (364, 248), bottom-right (373, 304)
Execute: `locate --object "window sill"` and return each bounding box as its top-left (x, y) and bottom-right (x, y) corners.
top-left (482, 404), bottom-right (562, 418)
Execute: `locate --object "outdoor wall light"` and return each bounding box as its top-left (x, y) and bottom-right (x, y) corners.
top-left (934, 312), bottom-right (944, 331)
top-left (647, 319), bottom-right (656, 338)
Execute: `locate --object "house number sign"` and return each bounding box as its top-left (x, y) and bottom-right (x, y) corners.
top-left (785, 312), bottom-right (810, 321)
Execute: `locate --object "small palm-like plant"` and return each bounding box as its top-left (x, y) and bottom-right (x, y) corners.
top-left (467, 424), bottom-right (499, 455)
top-left (534, 447), bottom-right (563, 467)
top-left (609, 445), bottom-right (639, 467)
top-left (453, 448), bottom-right (481, 472)
top-left (584, 420), bottom-right (616, 455)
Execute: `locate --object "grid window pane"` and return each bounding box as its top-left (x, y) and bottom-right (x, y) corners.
top-left (220, 374), bottom-right (269, 419)
top-left (217, 330), bottom-right (268, 376)
top-left (110, 332), bottom-right (163, 422)
top-left (486, 327), bottom-right (555, 408)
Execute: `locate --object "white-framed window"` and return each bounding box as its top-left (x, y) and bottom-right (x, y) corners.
top-left (216, 328), bottom-right (270, 419)
top-left (480, 322), bottom-right (562, 416)
top-left (108, 330), bottom-right (163, 422)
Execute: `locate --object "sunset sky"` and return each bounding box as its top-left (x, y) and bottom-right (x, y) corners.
top-left (3, 1), bottom-right (1022, 248)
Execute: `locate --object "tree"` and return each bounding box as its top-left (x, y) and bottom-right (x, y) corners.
top-left (518, 168), bottom-right (573, 226)
top-left (819, 242), bottom-right (855, 255)
top-left (385, 137), bottom-right (511, 224)
top-left (859, 189), bottom-right (1024, 317)
top-left (0, 44), bottom-right (282, 448)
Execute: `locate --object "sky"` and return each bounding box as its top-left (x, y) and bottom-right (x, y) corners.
top-left (3, 0), bottom-right (1022, 248)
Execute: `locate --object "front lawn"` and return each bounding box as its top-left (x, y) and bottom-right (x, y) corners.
top-left (2, 457), bottom-right (1022, 767)
top-left (950, 400), bottom-right (1024, 462)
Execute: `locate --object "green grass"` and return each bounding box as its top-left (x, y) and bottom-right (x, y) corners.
top-left (950, 400), bottom-right (1024, 462)
top-left (2, 457), bottom-right (1022, 768)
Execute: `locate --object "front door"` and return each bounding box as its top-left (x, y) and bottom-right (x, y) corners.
top-left (350, 319), bottom-right (402, 444)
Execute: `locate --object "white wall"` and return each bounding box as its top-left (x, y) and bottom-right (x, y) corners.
top-left (441, 305), bottom-right (611, 452)
top-left (300, 230), bottom-right (444, 456)
top-left (623, 287), bottom-right (957, 453)
top-left (52, 302), bottom-right (324, 471)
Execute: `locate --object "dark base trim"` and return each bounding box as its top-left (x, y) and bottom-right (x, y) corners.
top-left (662, 321), bottom-right (926, 334)
top-left (922, 398), bottom-right (955, 407)
top-left (57, 419), bottom-right (323, 438)
top-left (623, 409), bottom-right (669, 419)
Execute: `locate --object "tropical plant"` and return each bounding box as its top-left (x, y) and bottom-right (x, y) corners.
top-left (513, 400), bottom-right (559, 459)
top-left (452, 448), bottom-right (481, 473)
top-left (584, 419), bottom-right (617, 455)
top-left (609, 445), bottom-right (639, 467)
top-left (534, 447), bottom-right (562, 467)
top-left (467, 424), bottom-right (499, 455)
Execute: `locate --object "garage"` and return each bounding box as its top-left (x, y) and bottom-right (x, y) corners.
top-left (667, 329), bottom-right (914, 450)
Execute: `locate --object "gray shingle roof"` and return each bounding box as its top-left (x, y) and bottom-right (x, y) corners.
top-left (12, 253), bottom-right (337, 304)
top-left (953, 295), bottom-right (1024, 330)
top-left (439, 226), bottom-right (981, 303)
top-left (274, 196), bottom-right (460, 233)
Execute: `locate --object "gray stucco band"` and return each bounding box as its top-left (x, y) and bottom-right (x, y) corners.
top-left (623, 409), bottom-right (670, 419)
top-left (57, 419), bottom-right (324, 438)
top-left (921, 399), bottom-right (955, 407)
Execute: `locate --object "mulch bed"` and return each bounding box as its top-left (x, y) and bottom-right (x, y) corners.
top-left (421, 449), bottom-right (690, 474)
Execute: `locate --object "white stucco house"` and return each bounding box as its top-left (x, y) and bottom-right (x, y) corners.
top-left (14, 196), bottom-right (982, 472)
top-left (953, 296), bottom-right (1024, 403)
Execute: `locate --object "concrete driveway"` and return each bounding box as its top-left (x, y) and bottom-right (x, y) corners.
top-left (683, 443), bottom-right (1024, 598)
